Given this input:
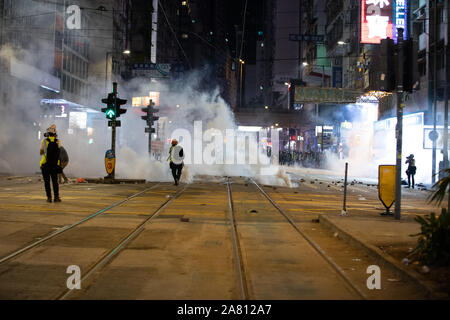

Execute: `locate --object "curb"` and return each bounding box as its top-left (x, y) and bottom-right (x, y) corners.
top-left (319, 214), bottom-right (448, 299)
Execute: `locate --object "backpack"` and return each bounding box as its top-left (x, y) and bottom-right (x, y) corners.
top-left (59, 146), bottom-right (69, 163)
top-left (45, 138), bottom-right (60, 167)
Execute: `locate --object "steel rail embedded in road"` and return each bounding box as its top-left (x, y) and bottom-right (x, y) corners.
top-left (58, 185), bottom-right (188, 300)
top-left (0, 183), bottom-right (161, 266)
top-left (226, 177), bottom-right (249, 300)
top-left (249, 178), bottom-right (368, 300)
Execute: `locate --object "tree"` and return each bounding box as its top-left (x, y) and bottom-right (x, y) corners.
top-left (429, 168), bottom-right (450, 214)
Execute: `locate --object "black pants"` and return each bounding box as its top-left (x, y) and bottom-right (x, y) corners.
top-left (170, 162), bottom-right (183, 183)
top-left (42, 165), bottom-right (59, 199)
top-left (407, 173), bottom-right (415, 188)
top-left (407, 166), bottom-right (416, 188)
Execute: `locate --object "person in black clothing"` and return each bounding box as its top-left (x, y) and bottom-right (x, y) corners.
top-left (405, 154), bottom-right (417, 189)
top-left (39, 125), bottom-right (62, 202)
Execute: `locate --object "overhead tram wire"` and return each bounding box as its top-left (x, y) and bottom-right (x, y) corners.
top-left (158, 0), bottom-right (191, 70)
top-left (238, 0), bottom-right (248, 61)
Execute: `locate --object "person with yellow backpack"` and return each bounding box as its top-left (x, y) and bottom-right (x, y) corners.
top-left (40, 125), bottom-right (62, 202)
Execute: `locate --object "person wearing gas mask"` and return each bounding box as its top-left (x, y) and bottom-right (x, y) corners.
top-left (39, 124), bottom-right (62, 202)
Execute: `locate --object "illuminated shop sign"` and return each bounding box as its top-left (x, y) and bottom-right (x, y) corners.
top-left (131, 92), bottom-right (160, 107)
top-left (361, 0), bottom-right (393, 44)
top-left (393, 0), bottom-right (407, 43)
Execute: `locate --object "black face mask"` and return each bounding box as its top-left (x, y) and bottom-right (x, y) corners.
top-left (47, 132), bottom-right (55, 137)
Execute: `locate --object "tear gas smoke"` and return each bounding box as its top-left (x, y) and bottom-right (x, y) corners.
top-left (1, 44), bottom-right (434, 187)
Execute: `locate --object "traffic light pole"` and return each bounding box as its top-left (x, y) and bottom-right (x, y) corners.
top-left (110, 82), bottom-right (118, 180)
top-left (148, 125), bottom-right (152, 156)
top-left (394, 28), bottom-right (405, 220)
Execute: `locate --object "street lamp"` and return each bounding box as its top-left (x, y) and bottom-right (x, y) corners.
top-left (338, 41), bottom-right (350, 87)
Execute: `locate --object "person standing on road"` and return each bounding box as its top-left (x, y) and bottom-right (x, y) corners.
top-left (40, 124), bottom-right (62, 202)
top-left (58, 146), bottom-right (69, 184)
top-left (167, 139), bottom-right (184, 186)
top-left (405, 154), bottom-right (417, 189)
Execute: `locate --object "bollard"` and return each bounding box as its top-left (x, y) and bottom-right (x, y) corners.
top-left (342, 162), bottom-right (348, 216)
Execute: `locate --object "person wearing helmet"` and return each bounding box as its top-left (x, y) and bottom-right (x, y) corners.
top-left (167, 139), bottom-right (184, 186)
top-left (405, 154), bottom-right (416, 189)
top-left (40, 124), bottom-right (62, 202)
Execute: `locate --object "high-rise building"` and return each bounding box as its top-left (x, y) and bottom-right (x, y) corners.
top-left (127, 0), bottom-right (236, 107)
top-left (0, 0), bottom-right (131, 111)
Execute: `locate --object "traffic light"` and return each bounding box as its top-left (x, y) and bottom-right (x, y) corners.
top-left (379, 38), bottom-right (396, 92)
top-left (101, 93), bottom-right (116, 119)
top-left (378, 38), bottom-right (419, 93)
top-left (403, 38), bottom-right (419, 93)
top-left (141, 100), bottom-right (159, 133)
top-left (114, 97), bottom-right (127, 118)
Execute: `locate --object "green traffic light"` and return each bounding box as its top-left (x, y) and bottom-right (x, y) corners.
top-left (106, 108), bottom-right (116, 119)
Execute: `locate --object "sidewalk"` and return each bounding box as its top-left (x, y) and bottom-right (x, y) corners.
top-left (319, 210), bottom-right (450, 299)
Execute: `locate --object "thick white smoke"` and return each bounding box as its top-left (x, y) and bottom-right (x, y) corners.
top-left (0, 45), bottom-right (292, 186)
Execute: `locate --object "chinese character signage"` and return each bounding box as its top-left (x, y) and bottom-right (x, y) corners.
top-left (361, 0), bottom-right (393, 44)
top-left (393, 0), bottom-right (407, 43)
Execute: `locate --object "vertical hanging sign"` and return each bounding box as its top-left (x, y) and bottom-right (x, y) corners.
top-left (361, 0), bottom-right (394, 44)
top-left (393, 0), bottom-right (407, 43)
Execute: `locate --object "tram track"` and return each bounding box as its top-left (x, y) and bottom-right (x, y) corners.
top-left (0, 183), bottom-right (162, 266)
top-left (58, 185), bottom-right (188, 300)
top-left (226, 176), bottom-right (367, 299)
top-left (249, 177), bottom-right (367, 299)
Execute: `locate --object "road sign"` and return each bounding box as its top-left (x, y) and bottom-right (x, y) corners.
top-left (289, 34), bottom-right (325, 42)
top-left (132, 63), bottom-right (171, 78)
top-left (105, 149), bottom-right (116, 175)
top-left (293, 86), bottom-right (363, 103)
top-left (145, 127), bottom-right (156, 133)
top-left (429, 130), bottom-right (439, 141)
top-left (378, 165), bottom-right (396, 215)
top-left (424, 128), bottom-right (450, 149)
top-left (108, 120), bottom-right (121, 127)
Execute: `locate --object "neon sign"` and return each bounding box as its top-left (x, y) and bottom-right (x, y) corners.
top-left (361, 0), bottom-right (393, 44)
top-left (393, 0), bottom-right (407, 43)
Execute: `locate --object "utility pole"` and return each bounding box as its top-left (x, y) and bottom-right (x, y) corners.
top-left (444, 41), bottom-right (449, 175)
top-left (298, 0), bottom-right (302, 80)
top-left (432, 0), bottom-right (438, 184)
top-left (394, 28), bottom-right (405, 220)
top-left (110, 82), bottom-right (118, 179)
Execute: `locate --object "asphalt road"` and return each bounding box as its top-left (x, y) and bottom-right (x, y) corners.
top-left (0, 174), bottom-right (435, 299)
